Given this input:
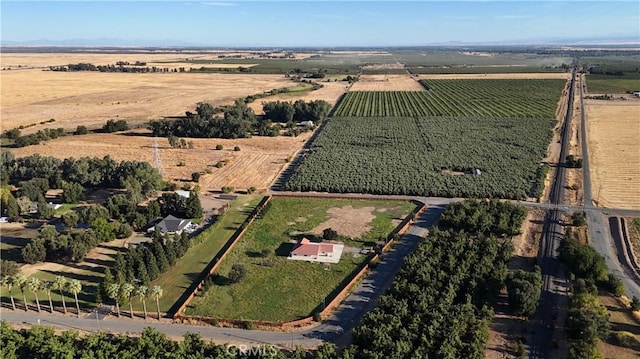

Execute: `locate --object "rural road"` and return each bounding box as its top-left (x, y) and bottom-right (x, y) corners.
top-left (0, 202), bottom-right (444, 348)
top-left (578, 74), bottom-right (640, 300)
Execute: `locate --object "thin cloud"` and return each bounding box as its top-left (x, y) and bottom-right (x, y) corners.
top-left (443, 16), bottom-right (479, 20)
top-left (495, 15), bottom-right (534, 19)
top-left (201, 2), bottom-right (237, 6)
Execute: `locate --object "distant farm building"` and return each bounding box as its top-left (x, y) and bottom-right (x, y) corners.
top-left (288, 238), bottom-right (344, 264)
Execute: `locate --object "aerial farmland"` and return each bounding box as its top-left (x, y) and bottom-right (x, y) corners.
top-left (1, 39), bottom-right (639, 359)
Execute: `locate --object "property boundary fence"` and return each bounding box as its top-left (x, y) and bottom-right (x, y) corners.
top-left (173, 196), bottom-right (426, 330)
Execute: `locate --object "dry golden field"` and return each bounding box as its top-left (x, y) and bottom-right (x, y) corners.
top-left (1, 68), bottom-right (294, 133)
top-left (349, 74), bottom-right (425, 91)
top-left (0, 51), bottom-right (310, 69)
top-left (417, 73), bottom-right (571, 80)
top-left (11, 129), bottom-right (312, 192)
top-left (586, 100), bottom-right (640, 210)
top-left (0, 54), bottom-right (295, 134)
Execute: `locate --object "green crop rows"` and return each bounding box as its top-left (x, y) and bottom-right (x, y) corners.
top-left (332, 79), bottom-right (566, 118)
top-left (284, 79), bottom-right (567, 198)
top-left (283, 116), bottom-right (555, 199)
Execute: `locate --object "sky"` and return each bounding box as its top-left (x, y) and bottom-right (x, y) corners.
top-left (1, 1), bottom-right (639, 47)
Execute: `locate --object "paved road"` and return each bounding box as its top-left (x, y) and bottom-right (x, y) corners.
top-left (1, 202), bottom-right (443, 348)
top-left (578, 76), bottom-right (640, 299)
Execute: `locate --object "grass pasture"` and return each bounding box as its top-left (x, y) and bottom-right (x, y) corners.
top-left (185, 197), bottom-right (415, 322)
top-left (143, 195), bottom-right (263, 313)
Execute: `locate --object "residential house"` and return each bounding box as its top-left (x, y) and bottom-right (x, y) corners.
top-left (288, 237), bottom-right (344, 263)
top-left (147, 215), bottom-right (192, 236)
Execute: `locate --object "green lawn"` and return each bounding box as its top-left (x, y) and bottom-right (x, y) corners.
top-left (54, 203), bottom-right (79, 215)
top-left (134, 195), bottom-right (263, 312)
top-left (185, 197), bottom-right (414, 322)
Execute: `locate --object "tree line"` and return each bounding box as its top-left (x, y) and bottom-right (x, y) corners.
top-left (345, 199), bottom-right (520, 359)
top-left (3, 119), bottom-right (129, 148)
top-left (1, 274), bottom-right (83, 318)
top-left (1, 153), bottom-right (163, 220)
top-left (49, 62), bottom-right (177, 73)
top-left (148, 99), bottom-right (329, 139)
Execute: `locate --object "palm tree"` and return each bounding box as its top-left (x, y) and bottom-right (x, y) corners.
top-left (107, 283), bottom-right (121, 318)
top-left (2, 276), bottom-right (17, 310)
top-left (135, 285), bottom-right (148, 319)
top-left (42, 281), bottom-right (54, 313)
top-left (150, 285), bottom-right (163, 320)
top-left (121, 283), bottom-right (135, 318)
top-left (27, 277), bottom-right (42, 312)
top-left (52, 276), bottom-right (67, 314)
top-left (67, 279), bottom-right (82, 318)
top-left (13, 273), bottom-right (27, 311)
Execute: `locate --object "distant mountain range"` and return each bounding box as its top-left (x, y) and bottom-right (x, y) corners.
top-left (1, 34), bottom-right (638, 48)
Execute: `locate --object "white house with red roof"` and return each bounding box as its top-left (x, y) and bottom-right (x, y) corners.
top-left (288, 237), bottom-right (344, 263)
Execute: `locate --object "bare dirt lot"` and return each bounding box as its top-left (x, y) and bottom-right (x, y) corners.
top-left (418, 73), bottom-right (571, 80)
top-left (349, 74), bottom-right (425, 91)
top-left (11, 129), bottom-right (312, 192)
top-left (309, 206), bottom-right (377, 238)
top-left (1, 68), bottom-right (294, 133)
top-left (585, 100), bottom-right (640, 210)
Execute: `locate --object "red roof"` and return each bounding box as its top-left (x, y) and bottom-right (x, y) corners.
top-left (290, 238), bottom-right (334, 256)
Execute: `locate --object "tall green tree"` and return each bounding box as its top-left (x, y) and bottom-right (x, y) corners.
top-left (151, 285), bottom-right (163, 320)
top-left (14, 273), bottom-right (27, 311)
top-left (52, 276), bottom-right (67, 314)
top-left (67, 279), bottom-right (82, 318)
top-left (27, 277), bottom-right (42, 312)
top-left (42, 281), bottom-right (54, 313)
top-left (121, 283), bottom-right (135, 318)
top-left (1, 276), bottom-right (16, 310)
top-left (135, 285), bottom-right (148, 320)
top-left (107, 283), bottom-right (121, 318)
top-left (62, 211), bottom-right (79, 228)
top-left (61, 181), bottom-right (84, 203)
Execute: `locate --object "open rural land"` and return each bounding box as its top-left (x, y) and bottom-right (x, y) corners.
top-left (585, 100), bottom-right (640, 210)
top-left (1, 40), bottom-right (640, 359)
top-left (1, 70), bottom-right (295, 132)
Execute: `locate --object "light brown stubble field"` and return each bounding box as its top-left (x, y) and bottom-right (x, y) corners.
top-left (11, 129), bottom-right (312, 192)
top-left (1, 69), bottom-right (294, 133)
top-left (349, 74), bottom-right (425, 91)
top-left (586, 100), bottom-right (640, 210)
